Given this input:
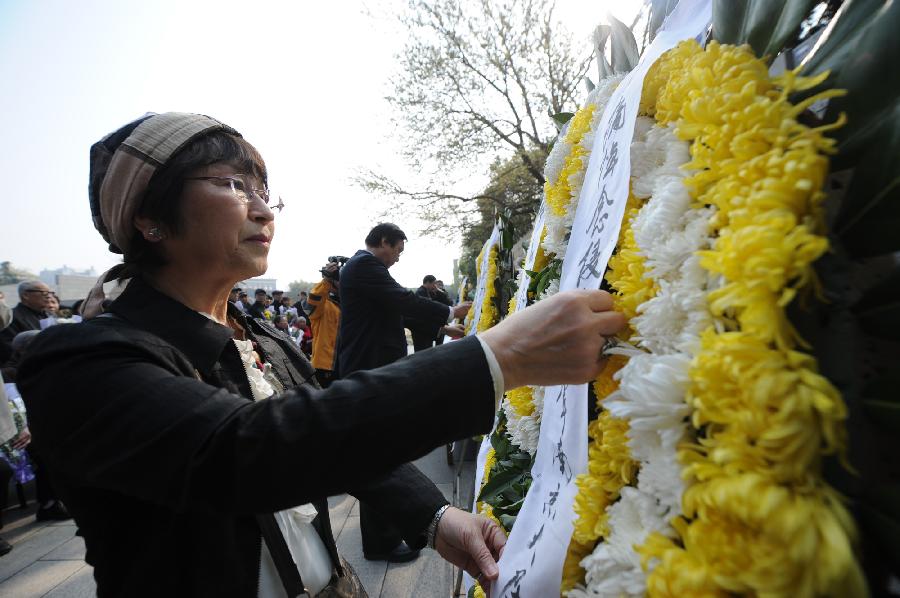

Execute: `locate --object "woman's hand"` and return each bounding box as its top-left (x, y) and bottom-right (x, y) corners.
top-left (434, 507), bottom-right (506, 592)
top-left (11, 427), bottom-right (31, 450)
top-left (442, 323), bottom-right (466, 339)
top-left (480, 289), bottom-right (625, 390)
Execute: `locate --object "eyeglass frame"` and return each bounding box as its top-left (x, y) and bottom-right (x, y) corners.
top-left (183, 174), bottom-right (284, 213)
top-left (23, 290), bottom-right (52, 297)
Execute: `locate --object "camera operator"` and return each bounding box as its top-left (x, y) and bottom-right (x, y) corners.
top-left (306, 259), bottom-right (345, 388)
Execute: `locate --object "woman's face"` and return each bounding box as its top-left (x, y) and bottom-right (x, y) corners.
top-left (163, 162), bottom-right (275, 283)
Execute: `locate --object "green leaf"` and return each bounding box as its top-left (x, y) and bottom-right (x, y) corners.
top-left (490, 428), bottom-right (511, 458)
top-left (648, 0), bottom-right (679, 43)
top-left (607, 14), bottom-right (640, 72)
top-left (551, 112), bottom-right (575, 126)
top-left (712, 0), bottom-right (818, 59)
top-left (800, 0), bottom-right (900, 166)
top-left (863, 371), bottom-right (900, 404)
top-left (833, 109), bottom-right (900, 258)
top-left (510, 451), bottom-right (533, 468)
top-left (477, 467), bottom-right (525, 503)
top-left (868, 484), bottom-right (900, 520)
top-left (593, 25), bottom-right (613, 79)
top-left (859, 503), bottom-right (900, 571)
top-left (863, 400), bottom-right (900, 432)
top-left (493, 496), bottom-right (526, 516)
top-left (499, 514), bottom-right (518, 530)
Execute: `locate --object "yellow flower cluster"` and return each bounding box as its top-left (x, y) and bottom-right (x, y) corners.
top-left (635, 40), bottom-right (863, 597)
top-left (532, 226), bottom-right (550, 271)
top-left (563, 186), bottom-right (649, 592)
top-left (465, 244), bottom-right (501, 335)
top-left (546, 106), bottom-right (596, 217)
top-left (564, 358), bottom-right (636, 592)
top-left (476, 245), bottom-right (500, 333)
top-left (475, 447), bottom-right (503, 530)
top-left (474, 447), bottom-right (503, 597)
top-left (605, 192), bottom-right (655, 336)
top-left (506, 385), bottom-right (535, 418)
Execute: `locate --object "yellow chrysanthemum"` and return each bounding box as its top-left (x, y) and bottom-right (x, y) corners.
top-left (606, 192), bottom-right (657, 333)
top-left (546, 105), bottom-right (596, 217)
top-left (684, 330), bottom-right (847, 483)
top-left (476, 246), bottom-right (500, 333)
top-left (561, 539), bottom-right (595, 592)
top-left (505, 386), bottom-right (534, 418)
top-left (630, 39), bottom-right (859, 598)
top-left (532, 226), bottom-right (551, 271)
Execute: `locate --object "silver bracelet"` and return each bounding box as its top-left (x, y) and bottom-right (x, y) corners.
top-left (426, 504), bottom-right (451, 549)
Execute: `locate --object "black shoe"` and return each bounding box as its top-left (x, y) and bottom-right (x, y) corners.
top-left (36, 502), bottom-right (71, 522)
top-left (363, 542), bottom-right (420, 563)
top-left (0, 537), bottom-right (11, 556)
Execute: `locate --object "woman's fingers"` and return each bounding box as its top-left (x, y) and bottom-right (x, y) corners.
top-left (481, 289), bottom-right (627, 389)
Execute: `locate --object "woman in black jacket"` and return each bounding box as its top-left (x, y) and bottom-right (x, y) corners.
top-left (17, 112), bottom-right (623, 597)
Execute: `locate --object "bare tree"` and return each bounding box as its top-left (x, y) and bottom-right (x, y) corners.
top-left (358, 0), bottom-right (592, 228)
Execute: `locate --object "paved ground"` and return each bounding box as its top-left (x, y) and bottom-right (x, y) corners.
top-left (0, 444), bottom-right (477, 597)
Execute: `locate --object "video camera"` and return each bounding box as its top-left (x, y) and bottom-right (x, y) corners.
top-left (321, 255), bottom-right (350, 281)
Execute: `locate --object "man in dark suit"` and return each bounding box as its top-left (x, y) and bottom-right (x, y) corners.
top-left (336, 223), bottom-right (471, 562)
top-left (0, 281), bottom-right (51, 365)
top-left (408, 274), bottom-right (445, 352)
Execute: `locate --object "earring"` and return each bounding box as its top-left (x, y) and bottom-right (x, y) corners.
top-left (147, 227), bottom-right (164, 241)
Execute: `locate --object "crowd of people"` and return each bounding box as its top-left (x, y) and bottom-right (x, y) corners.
top-left (1, 112), bottom-right (623, 597)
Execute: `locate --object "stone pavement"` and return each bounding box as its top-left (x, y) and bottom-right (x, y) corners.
top-left (0, 444), bottom-right (477, 597)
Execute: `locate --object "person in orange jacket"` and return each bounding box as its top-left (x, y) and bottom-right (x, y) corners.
top-left (307, 262), bottom-right (341, 387)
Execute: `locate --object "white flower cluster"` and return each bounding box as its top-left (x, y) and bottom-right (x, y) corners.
top-left (503, 385), bottom-right (545, 455)
top-left (570, 124), bottom-right (716, 597)
top-left (543, 75), bottom-right (624, 259)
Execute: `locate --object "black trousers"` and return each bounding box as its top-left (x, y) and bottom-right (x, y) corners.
top-left (0, 457), bottom-right (12, 528)
top-left (26, 447), bottom-right (56, 504)
top-left (410, 329), bottom-right (435, 353)
top-left (360, 501), bottom-right (403, 555)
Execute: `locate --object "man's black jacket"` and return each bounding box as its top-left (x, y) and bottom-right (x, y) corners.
top-left (18, 277), bottom-right (494, 597)
top-left (0, 302), bottom-right (44, 364)
top-left (335, 250), bottom-right (449, 376)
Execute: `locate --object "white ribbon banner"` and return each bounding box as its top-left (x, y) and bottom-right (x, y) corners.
top-left (513, 203), bottom-right (548, 314)
top-left (494, 2), bottom-right (711, 596)
top-left (466, 223), bottom-right (501, 336)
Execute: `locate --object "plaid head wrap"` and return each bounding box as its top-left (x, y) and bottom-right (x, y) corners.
top-left (83, 112), bottom-right (240, 318)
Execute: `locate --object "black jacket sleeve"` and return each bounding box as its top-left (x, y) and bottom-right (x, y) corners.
top-left (350, 256), bottom-right (449, 326)
top-left (18, 326), bottom-right (494, 516)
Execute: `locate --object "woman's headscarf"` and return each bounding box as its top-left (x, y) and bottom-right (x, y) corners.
top-left (83, 112), bottom-right (240, 318)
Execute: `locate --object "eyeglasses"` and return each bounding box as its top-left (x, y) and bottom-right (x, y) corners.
top-left (24, 290), bottom-right (52, 297)
top-left (184, 174), bottom-right (285, 213)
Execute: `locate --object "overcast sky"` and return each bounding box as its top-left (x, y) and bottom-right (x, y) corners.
top-left (0, 0), bottom-right (641, 290)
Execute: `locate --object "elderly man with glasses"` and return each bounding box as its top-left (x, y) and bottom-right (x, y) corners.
top-left (0, 281), bottom-right (51, 365)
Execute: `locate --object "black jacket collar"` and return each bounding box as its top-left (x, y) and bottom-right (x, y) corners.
top-left (108, 277), bottom-right (238, 375)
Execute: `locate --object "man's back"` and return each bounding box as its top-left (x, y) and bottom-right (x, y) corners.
top-left (336, 250), bottom-right (448, 377)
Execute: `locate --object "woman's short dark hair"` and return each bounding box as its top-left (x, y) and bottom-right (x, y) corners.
top-left (123, 132), bottom-right (267, 276)
top-left (365, 223), bottom-right (407, 248)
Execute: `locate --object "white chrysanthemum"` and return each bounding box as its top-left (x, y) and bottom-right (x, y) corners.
top-left (604, 353), bottom-right (691, 462)
top-left (630, 124), bottom-right (690, 199)
top-left (569, 488), bottom-right (671, 598)
top-left (636, 447), bottom-right (685, 520)
top-left (538, 278), bottom-right (560, 300)
top-left (503, 390), bottom-right (543, 456)
top-left (541, 74), bottom-right (624, 264)
top-left (544, 137), bottom-right (572, 184)
top-left (506, 385), bottom-right (545, 455)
